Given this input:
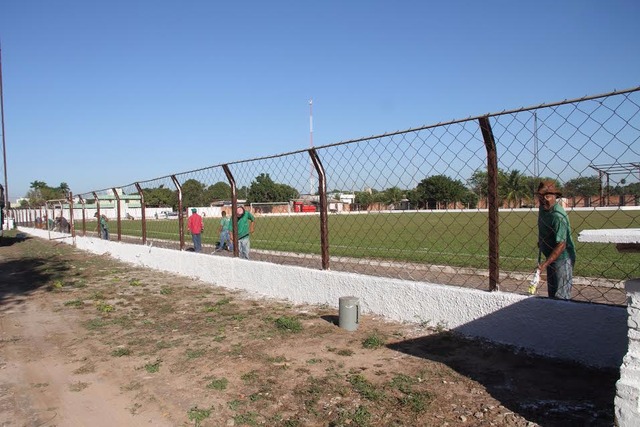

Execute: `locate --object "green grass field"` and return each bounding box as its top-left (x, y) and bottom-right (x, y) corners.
top-left (77, 209), bottom-right (640, 281)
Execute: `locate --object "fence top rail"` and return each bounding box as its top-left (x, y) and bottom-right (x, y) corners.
top-left (45, 199), bottom-right (69, 205)
top-left (75, 85), bottom-right (640, 196)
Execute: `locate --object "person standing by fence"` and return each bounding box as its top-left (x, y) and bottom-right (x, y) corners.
top-left (234, 206), bottom-right (255, 259)
top-left (187, 208), bottom-right (204, 253)
top-left (216, 210), bottom-right (232, 252)
top-left (95, 213), bottom-right (109, 240)
top-left (0, 184), bottom-right (4, 237)
top-left (537, 180), bottom-right (576, 300)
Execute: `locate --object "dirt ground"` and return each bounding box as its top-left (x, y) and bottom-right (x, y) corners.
top-left (0, 231), bottom-right (619, 427)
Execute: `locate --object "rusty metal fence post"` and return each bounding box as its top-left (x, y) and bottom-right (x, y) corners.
top-left (223, 164), bottom-right (239, 258)
top-left (112, 188), bottom-right (121, 242)
top-left (68, 192), bottom-right (75, 238)
top-left (170, 175), bottom-right (185, 250)
top-left (309, 148), bottom-right (330, 270)
top-left (479, 116), bottom-right (500, 291)
top-left (44, 201), bottom-right (50, 235)
top-left (134, 183), bottom-right (147, 245)
top-left (78, 195), bottom-right (86, 236)
top-left (92, 192), bottom-right (101, 236)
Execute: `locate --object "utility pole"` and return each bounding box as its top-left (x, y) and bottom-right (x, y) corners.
top-left (0, 43), bottom-right (8, 210)
top-left (309, 99), bottom-right (314, 195)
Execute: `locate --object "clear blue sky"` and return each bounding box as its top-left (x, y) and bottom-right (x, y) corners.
top-left (0, 0), bottom-right (638, 201)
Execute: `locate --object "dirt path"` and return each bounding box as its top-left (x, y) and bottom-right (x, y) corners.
top-left (0, 248), bottom-right (175, 426)
top-left (0, 232), bottom-right (619, 426)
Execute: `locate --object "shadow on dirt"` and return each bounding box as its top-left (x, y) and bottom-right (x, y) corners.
top-left (321, 315), bottom-right (339, 326)
top-left (0, 254), bottom-right (71, 312)
top-left (0, 233), bottom-right (31, 247)
top-left (388, 332), bottom-right (618, 427)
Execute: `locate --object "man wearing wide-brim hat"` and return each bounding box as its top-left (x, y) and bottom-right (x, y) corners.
top-left (536, 180), bottom-right (576, 299)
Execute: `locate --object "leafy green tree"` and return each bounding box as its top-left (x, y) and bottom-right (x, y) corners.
top-left (382, 186), bottom-right (404, 206)
top-left (405, 188), bottom-right (419, 209)
top-left (372, 189), bottom-right (388, 204)
top-left (563, 176), bottom-right (600, 197)
top-left (181, 179), bottom-right (207, 208)
top-left (143, 186), bottom-right (177, 208)
top-left (237, 186), bottom-right (250, 200)
top-left (468, 170), bottom-right (488, 199)
top-left (610, 185), bottom-right (625, 196)
top-left (468, 168), bottom-right (511, 199)
top-left (25, 181), bottom-right (69, 206)
top-left (354, 190), bottom-right (374, 207)
top-left (414, 175), bottom-right (468, 208)
top-left (205, 181), bottom-right (232, 202)
top-left (460, 191), bottom-right (479, 209)
top-left (247, 173), bottom-right (299, 203)
top-left (623, 182), bottom-right (640, 197)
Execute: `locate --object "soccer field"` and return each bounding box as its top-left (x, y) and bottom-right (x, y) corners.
top-left (86, 209), bottom-right (640, 281)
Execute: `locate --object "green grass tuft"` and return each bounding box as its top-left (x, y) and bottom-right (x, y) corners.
top-left (206, 377), bottom-right (228, 390)
top-left (111, 348), bottom-right (131, 357)
top-left (275, 316), bottom-right (302, 332)
top-left (64, 299), bottom-right (84, 308)
top-left (144, 360), bottom-right (161, 373)
top-left (349, 374), bottom-right (384, 401)
top-left (187, 406), bottom-right (211, 427)
top-left (96, 302), bottom-right (115, 313)
top-left (362, 332), bottom-right (385, 349)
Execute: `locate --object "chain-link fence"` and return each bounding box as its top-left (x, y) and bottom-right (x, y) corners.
top-left (12, 87), bottom-right (640, 305)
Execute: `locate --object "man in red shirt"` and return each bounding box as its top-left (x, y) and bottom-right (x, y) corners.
top-left (187, 208), bottom-right (204, 253)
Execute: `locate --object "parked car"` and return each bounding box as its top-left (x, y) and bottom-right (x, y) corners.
top-left (160, 210), bottom-right (178, 218)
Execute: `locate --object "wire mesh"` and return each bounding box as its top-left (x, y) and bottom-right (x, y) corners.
top-left (224, 152), bottom-right (323, 267)
top-left (317, 121), bottom-right (490, 288)
top-left (491, 90), bottom-right (640, 304)
top-left (15, 86), bottom-right (639, 306)
top-left (134, 176), bottom-right (183, 250)
top-left (173, 166), bottom-right (232, 253)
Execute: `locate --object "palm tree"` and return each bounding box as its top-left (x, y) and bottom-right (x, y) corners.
top-left (384, 186), bottom-right (404, 207)
top-left (501, 170), bottom-right (529, 208)
top-left (58, 182), bottom-right (70, 198)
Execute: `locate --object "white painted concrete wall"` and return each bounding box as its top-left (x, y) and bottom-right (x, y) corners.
top-left (579, 228), bottom-right (640, 244)
top-left (615, 279), bottom-right (640, 426)
top-left (20, 226), bottom-right (627, 369)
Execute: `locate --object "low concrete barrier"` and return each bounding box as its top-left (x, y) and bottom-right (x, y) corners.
top-left (615, 279), bottom-right (640, 426)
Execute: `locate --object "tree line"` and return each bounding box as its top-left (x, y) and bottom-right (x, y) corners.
top-left (356, 170), bottom-right (640, 209)
top-left (143, 173), bottom-right (299, 209)
top-left (19, 171), bottom-right (640, 210)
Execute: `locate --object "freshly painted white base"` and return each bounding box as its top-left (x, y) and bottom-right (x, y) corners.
top-left (21, 227), bottom-right (627, 370)
top-left (579, 228), bottom-right (640, 244)
top-left (615, 279), bottom-right (640, 426)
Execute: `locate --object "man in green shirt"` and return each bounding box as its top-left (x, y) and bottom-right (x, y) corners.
top-left (95, 212), bottom-right (109, 240)
top-left (216, 210), bottom-right (233, 252)
top-left (234, 207), bottom-right (255, 259)
top-left (537, 180), bottom-right (576, 299)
